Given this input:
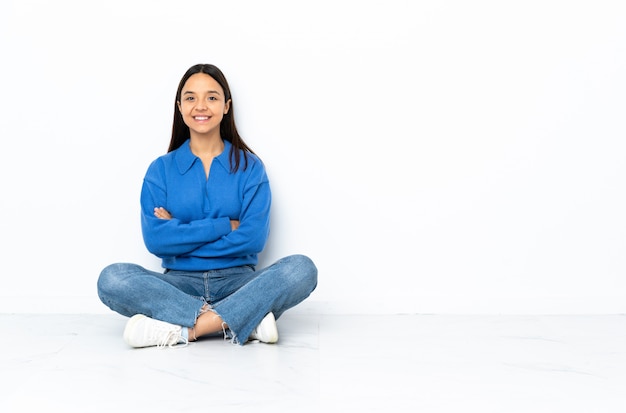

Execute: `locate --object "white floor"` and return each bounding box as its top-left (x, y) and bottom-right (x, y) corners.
top-left (2, 313), bottom-right (626, 412)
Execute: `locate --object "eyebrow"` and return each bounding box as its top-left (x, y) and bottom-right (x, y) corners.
top-left (182, 90), bottom-right (221, 95)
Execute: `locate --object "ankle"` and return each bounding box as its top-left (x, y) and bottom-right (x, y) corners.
top-left (188, 327), bottom-right (197, 342)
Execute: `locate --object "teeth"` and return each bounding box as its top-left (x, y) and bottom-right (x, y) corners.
top-left (194, 116), bottom-right (209, 120)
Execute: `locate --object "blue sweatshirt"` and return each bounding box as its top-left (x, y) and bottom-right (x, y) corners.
top-left (140, 139), bottom-right (271, 271)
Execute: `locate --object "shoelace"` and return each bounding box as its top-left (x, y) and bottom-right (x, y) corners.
top-left (155, 330), bottom-right (188, 349)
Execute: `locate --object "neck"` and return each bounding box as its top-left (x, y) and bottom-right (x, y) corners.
top-left (189, 134), bottom-right (224, 157)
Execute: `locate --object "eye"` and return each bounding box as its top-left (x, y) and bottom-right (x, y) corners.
top-left (208, 96), bottom-right (218, 101)
top-left (185, 96), bottom-right (195, 101)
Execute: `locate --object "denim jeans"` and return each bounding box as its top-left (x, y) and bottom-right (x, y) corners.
top-left (97, 254), bottom-right (317, 345)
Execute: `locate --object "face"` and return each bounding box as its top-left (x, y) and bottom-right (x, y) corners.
top-left (177, 73), bottom-right (231, 139)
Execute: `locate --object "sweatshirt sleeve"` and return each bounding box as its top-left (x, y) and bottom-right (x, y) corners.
top-left (140, 160), bottom-right (232, 258)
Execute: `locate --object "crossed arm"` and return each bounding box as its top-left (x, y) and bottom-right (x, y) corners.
top-left (153, 207), bottom-right (240, 231)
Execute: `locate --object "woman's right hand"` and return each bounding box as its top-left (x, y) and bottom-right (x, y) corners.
top-left (230, 220), bottom-right (240, 231)
top-left (154, 207), bottom-right (172, 220)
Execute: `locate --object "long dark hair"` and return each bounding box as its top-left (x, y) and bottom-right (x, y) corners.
top-left (168, 64), bottom-right (254, 172)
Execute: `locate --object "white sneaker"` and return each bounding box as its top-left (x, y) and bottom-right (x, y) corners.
top-left (249, 312), bottom-right (278, 344)
top-left (123, 314), bottom-right (187, 348)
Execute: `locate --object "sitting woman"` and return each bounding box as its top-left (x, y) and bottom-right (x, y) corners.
top-left (97, 63), bottom-right (318, 348)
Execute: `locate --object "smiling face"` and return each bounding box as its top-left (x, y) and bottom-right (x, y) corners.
top-left (177, 73), bottom-right (231, 140)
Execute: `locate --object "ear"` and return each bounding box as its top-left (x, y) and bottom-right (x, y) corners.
top-left (224, 99), bottom-right (231, 115)
top-left (177, 101), bottom-right (182, 113)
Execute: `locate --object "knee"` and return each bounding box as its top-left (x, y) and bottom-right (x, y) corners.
top-left (285, 254), bottom-right (318, 291)
top-left (97, 263), bottom-right (135, 297)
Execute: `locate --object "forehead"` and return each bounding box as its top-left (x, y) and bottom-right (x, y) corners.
top-left (182, 73), bottom-right (223, 94)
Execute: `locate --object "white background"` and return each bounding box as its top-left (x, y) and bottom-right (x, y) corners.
top-left (0, 0), bottom-right (624, 314)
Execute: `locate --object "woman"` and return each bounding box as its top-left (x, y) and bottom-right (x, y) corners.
top-left (97, 64), bottom-right (318, 348)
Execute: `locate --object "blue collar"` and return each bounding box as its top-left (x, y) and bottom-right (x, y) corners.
top-left (174, 139), bottom-right (232, 174)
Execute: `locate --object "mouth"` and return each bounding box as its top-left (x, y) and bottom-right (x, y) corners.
top-left (193, 116), bottom-right (210, 121)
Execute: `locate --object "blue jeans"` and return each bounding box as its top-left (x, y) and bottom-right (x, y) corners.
top-left (97, 254), bottom-right (317, 345)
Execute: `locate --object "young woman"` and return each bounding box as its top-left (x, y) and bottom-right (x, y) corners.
top-left (97, 64), bottom-right (318, 348)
